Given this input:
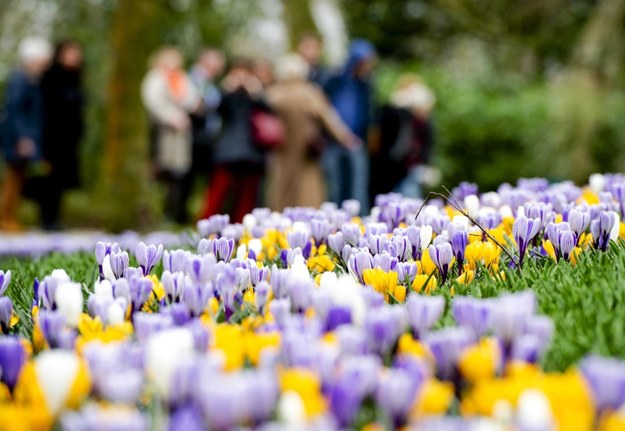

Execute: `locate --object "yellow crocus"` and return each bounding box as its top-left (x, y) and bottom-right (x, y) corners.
top-left (413, 378), bottom-right (454, 416)
top-left (420, 248), bottom-right (437, 275)
top-left (213, 324), bottom-right (245, 371)
top-left (397, 333), bottom-right (429, 360)
top-left (543, 240), bottom-right (557, 261)
top-left (280, 368), bottom-right (326, 417)
top-left (245, 332), bottom-right (281, 366)
top-left (362, 268), bottom-right (398, 299)
top-left (458, 338), bottom-right (500, 383)
top-left (412, 274), bottom-right (437, 294)
top-left (456, 269), bottom-right (475, 285)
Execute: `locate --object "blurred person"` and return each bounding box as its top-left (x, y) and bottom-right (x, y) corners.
top-left (253, 58), bottom-right (275, 88)
top-left (323, 39), bottom-right (376, 213)
top-left (297, 33), bottom-right (329, 88)
top-left (0, 36), bottom-right (52, 231)
top-left (141, 46), bottom-right (200, 224)
top-left (188, 48), bottom-right (225, 175)
top-left (370, 74), bottom-right (438, 201)
top-left (266, 53), bottom-right (358, 211)
top-left (38, 40), bottom-right (85, 230)
top-left (198, 58), bottom-right (268, 223)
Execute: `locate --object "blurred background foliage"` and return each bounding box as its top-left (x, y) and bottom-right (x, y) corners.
top-left (1, 0), bottom-right (625, 230)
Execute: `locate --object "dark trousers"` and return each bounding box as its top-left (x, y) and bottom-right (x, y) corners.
top-left (199, 163), bottom-right (262, 223)
top-left (161, 171), bottom-right (193, 224)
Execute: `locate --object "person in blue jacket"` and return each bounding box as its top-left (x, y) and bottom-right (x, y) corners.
top-left (0, 37), bottom-right (51, 231)
top-left (323, 39), bottom-right (376, 214)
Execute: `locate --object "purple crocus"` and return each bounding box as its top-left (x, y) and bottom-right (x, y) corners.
top-left (310, 218), bottom-right (331, 245)
top-left (110, 250), bottom-right (130, 279)
top-left (591, 211), bottom-right (617, 252)
top-left (368, 234), bottom-right (389, 255)
top-left (364, 306), bottom-right (406, 356)
top-left (0, 270), bottom-right (11, 296)
top-left (376, 368), bottom-right (421, 427)
top-left (95, 241), bottom-right (120, 280)
top-left (0, 336), bottom-right (25, 391)
top-left (425, 327), bottom-right (475, 381)
top-left (135, 242), bottom-right (163, 275)
top-left (452, 296), bottom-right (492, 337)
top-left (0, 297), bottom-right (13, 334)
top-left (405, 294), bottom-right (445, 338)
top-left (428, 242), bottom-right (453, 283)
top-left (327, 232), bottom-right (346, 255)
top-left (341, 223), bottom-right (362, 246)
top-left (183, 281), bottom-right (213, 318)
top-left (580, 355), bottom-right (625, 411)
top-left (348, 251), bottom-right (374, 284)
top-left (38, 310), bottom-right (75, 349)
top-left (396, 262), bottom-right (418, 285)
top-left (129, 277), bottom-right (154, 312)
top-left (187, 254), bottom-right (216, 284)
top-left (287, 231), bottom-right (312, 259)
top-left (162, 249), bottom-right (190, 273)
top-left (568, 209), bottom-right (591, 239)
top-left (512, 215), bottom-right (541, 267)
top-left (133, 312), bottom-right (173, 343)
top-left (161, 271), bottom-right (186, 303)
top-left (451, 231), bottom-right (468, 274)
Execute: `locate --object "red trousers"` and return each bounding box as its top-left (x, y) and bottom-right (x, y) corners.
top-left (199, 164), bottom-right (263, 223)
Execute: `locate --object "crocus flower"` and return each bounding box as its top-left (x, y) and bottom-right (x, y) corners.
top-left (568, 208), bottom-right (591, 238)
top-left (376, 368), bottom-right (421, 427)
top-left (55, 282), bottom-right (83, 327)
top-left (187, 254), bottom-right (216, 284)
top-left (0, 336), bottom-right (25, 391)
top-left (452, 296), bottom-right (492, 337)
top-left (327, 232), bottom-right (345, 255)
top-left (396, 262), bottom-right (418, 285)
top-left (310, 218), bottom-right (331, 245)
top-left (162, 249), bottom-right (190, 273)
top-left (591, 211), bottom-right (617, 251)
top-left (135, 242), bottom-right (163, 275)
top-left (405, 294), bottom-right (445, 338)
top-left (133, 312), bottom-right (174, 343)
top-left (146, 328), bottom-right (195, 399)
top-left (183, 280), bottom-right (213, 318)
top-left (364, 305), bottom-right (405, 356)
top-left (0, 297), bottom-right (13, 333)
top-left (161, 270), bottom-right (186, 303)
top-left (512, 215), bottom-right (541, 267)
top-left (348, 251), bottom-right (373, 284)
top-left (428, 242), bottom-right (453, 283)
top-left (580, 355), bottom-right (625, 411)
top-left (103, 250), bottom-right (129, 280)
top-left (95, 241), bottom-right (120, 280)
top-left (425, 327), bottom-right (475, 380)
top-left (38, 310), bottom-right (76, 349)
top-left (0, 270), bottom-right (11, 296)
top-left (341, 223), bottom-right (362, 246)
top-left (451, 230), bottom-right (468, 273)
top-left (129, 277), bottom-right (154, 313)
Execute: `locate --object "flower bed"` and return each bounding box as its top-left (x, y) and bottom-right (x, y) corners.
top-left (1, 174), bottom-right (625, 430)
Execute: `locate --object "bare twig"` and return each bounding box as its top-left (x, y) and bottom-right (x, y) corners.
top-left (413, 188), bottom-right (519, 266)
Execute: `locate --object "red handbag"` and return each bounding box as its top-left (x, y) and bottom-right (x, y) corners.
top-left (251, 110), bottom-right (284, 149)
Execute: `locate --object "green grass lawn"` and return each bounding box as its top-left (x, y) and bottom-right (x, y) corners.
top-left (1, 243), bottom-right (624, 372)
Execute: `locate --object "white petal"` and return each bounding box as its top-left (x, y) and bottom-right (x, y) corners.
top-left (94, 280), bottom-right (113, 298)
top-left (516, 389), bottom-right (553, 430)
top-left (589, 173), bottom-right (605, 195)
top-left (102, 255), bottom-right (116, 282)
top-left (610, 212), bottom-right (621, 242)
top-left (236, 244), bottom-right (247, 261)
top-left (277, 391), bottom-right (306, 426)
top-left (55, 282), bottom-right (83, 327)
top-left (35, 351), bottom-right (79, 414)
top-left (248, 239), bottom-right (263, 256)
top-left (242, 214), bottom-right (257, 231)
top-left (146, 328), bottom-right (194, 399)
top-left (420, 225), bottom-right (433, 251)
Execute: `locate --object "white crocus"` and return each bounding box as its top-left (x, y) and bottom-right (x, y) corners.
top-left (248, 239), bottom-right (262, 257)
top-left (277, 391), bottom-right (306, 426)
top-left (236, 244), bottom-right (247, 261)
top-left (146, 328), bottom-right (194, 399)
top-left (610, 212), bottom-right (621, 242)
top-left (464, 194), bottom-right (480, 217)
top-left (35, 350), bottom-right (81, 414)
top-left (516, 389), bottom-right (554, 431)
top-left (319, 271), bottom-right (338, 290)
top-left (50, 269), bottom-right (71, 282)
top-left (94, 279), bottom-right (113, 298)
top-left (106, 299), bottom-right (126, 326)
top-left (290, 254), bottom-right (310, 281)
top-left (452, 215), bottom-right (470, 230)
top-left (242, 213), bottom-right (257, 231)
top-left (329, 275), bottom-right (366, 326)
top-left (499, 205), bottom-right (514, 219)
top-left (589, 173), bottom-right (605, 195)
top-left (102, 254), bottom-right (116, 282)
top-left (55, 282), bottom-right (83, 327)
top-left (420, 225), bottom-right (433, 251)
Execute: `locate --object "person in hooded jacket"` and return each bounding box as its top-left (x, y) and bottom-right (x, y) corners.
top-left (323, 39), bottom-right (376, 214)
top-left (39, 40), bottom-right (85, 230)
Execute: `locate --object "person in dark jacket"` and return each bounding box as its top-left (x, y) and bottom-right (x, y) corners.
top-left (370, 75), bottom-right (437, 201)
top-left (323, 39), bottom-right (375, 213)
top-left (198, 59), bottom-right (267, 223)
top-left (39, 40), bottom-right (85, 230)
top-left (298, 33), bottom-right (330, 89)
top-left (0, 37), bottom-right (52, 231)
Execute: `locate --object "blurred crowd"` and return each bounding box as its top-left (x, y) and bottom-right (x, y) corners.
top-left (0, 34), bottom-right (438, 230)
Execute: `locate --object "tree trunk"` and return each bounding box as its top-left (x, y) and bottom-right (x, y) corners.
top-left (283, 0), bottom-right (318, 49)
top-left (99, 0), bottom-right (164, 231)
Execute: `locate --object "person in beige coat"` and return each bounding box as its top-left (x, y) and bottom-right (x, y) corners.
top-left (141, 47), bottom-right (200, 223)
top-left (266, 53), bottom-right (358, 211)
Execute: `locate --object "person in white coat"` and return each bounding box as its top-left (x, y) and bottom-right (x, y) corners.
top-left (141, 46), bottom-right (200, 223)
